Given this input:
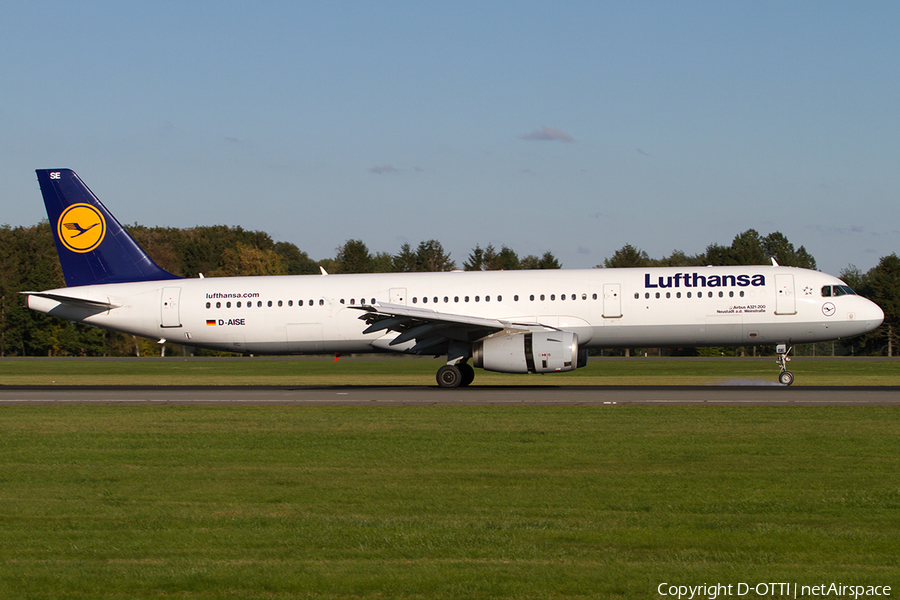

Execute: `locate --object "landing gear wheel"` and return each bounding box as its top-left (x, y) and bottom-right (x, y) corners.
top-left (458, 363), bottom-right (475, 387)
top-left (437, 364), bottom-right (462, 388)
top-left (775, 344), bottom-right (794, 386)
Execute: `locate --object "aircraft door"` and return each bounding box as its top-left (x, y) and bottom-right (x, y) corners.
top-left (161, 287), bottom-right (182, 327)
top-left (602, 283), bottom-right (622, 318)
top-left (390, 288), bottom-right (407, 305)
top-left (775, 274), bottom-right (796, 315)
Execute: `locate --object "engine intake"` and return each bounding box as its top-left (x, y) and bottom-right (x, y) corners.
top-left (472, 331), bottom-right (587, 374)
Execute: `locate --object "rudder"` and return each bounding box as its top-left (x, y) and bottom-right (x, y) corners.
top-left (36, 169), bottom-right (179, 287)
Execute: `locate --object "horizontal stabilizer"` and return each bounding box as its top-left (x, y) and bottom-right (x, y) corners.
top-left (21, 291), bottom-right (119, 310)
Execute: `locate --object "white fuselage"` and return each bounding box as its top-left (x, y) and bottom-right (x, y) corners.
top-left (26, 266), bottom-right (884, 354)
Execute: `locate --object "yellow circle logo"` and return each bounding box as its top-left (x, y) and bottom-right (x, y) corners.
top-left (57, 204), bottom-right (106, 253)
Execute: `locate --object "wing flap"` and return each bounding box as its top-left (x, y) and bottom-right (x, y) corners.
top-left (352, 301), bottom-right (555, 355)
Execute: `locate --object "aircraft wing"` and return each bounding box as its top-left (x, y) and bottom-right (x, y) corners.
top-left (353, 301), bottom-right (552, 354)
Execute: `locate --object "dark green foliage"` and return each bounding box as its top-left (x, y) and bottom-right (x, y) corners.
top-left (273, 241), bottom-right (319, 275)
top-left (465, 244), bottom-right (561, 270)
top-left (392, 243), bottom-right (418, 272)
top-left (601, 243), bottom-right (652, 268)
top-left (843, 254), bottom-right (900, 355)
top-left (414, 239), bottom-right (455, 272)
top-left (335, 239), bottom-right (374, 273)
top-left (604, 230), bottom-right (818, 269)
top-left (699, 230), bottom-right (817, 268)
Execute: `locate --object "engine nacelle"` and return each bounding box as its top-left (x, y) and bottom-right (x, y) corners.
top-left (472, 331), bottom-right (587, 374)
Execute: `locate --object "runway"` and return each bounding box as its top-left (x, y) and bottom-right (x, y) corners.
top-left (0, 385), bottom-right (898, 405)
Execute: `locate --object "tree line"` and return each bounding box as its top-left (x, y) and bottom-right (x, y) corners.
top-left (0, 222), bottom-right (896, 356)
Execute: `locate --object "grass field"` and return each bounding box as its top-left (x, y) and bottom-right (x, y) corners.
top-left (1, 355), bottom-right (899, 386)
top-left (0, 405), bottom-right (898, 599)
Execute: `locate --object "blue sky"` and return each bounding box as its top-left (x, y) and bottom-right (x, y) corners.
top-left (3, 1), bottom-right (898, 275)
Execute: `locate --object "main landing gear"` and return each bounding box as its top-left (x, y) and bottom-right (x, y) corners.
top-left (776, 344), bottom-right (794, 386)
top-left (436, 362), bottom-right (475, 388)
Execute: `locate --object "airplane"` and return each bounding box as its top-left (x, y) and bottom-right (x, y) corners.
top-left (24, 169), bottom-right (884, 387)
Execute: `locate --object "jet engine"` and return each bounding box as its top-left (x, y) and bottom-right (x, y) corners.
top-left (472, 331), bottom-right (587, 374)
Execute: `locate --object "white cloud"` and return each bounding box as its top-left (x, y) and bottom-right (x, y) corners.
top-left (519, 126), bottom-right (575, 143)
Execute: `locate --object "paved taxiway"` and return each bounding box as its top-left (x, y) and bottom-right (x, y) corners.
top-left (0, 385), bottom-right (898, 405)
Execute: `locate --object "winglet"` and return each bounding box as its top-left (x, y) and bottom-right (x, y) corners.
top-left (36, 169), bottom-right (180, 287)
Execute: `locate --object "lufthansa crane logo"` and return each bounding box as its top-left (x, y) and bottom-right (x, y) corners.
top-left (57, 204), bottom-right (106, 253)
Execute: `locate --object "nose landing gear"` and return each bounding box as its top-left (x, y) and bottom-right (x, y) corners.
top-left (776, 344), bottom-right (794, 386)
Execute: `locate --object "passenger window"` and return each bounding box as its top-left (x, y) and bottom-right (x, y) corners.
top-left (655, 292), bottom-right (660, 299)
top-left (422, 297), bottom-right (427, 303)
top-left (226, 302), bottom-right (231, 308)
top-left (530, 295), bottom-right (535, 301)
top-left (687, 292), bottom-right (692, 298)
top-left (206, 302), bottom-right (211, 309)
top-left (497, 295), bottom-right (502, 302)
top-left (718, 292), bottom-right (723, 298)
top-left (676, 292), bottom-right (681, 298)
top-left (592, 293), bottom-right (598, 300)
top-left (413, 297), bottom-right (418, 304)
top-left (550, 294), bottom-right (556, 301)
top-left (634, 293), bottom-right (639, 299)
top-left (454, 296), bottom-right (459, 302)
top-left (319, 299), bottom-right (324, 306)
top-left (444, 296), bottom-right (449, 303)
top-left (514, 295), bottom-right (519, 301)
top-left (475, 296), bottom-right (480, 302)
top-left (540, 294), bottom-right (545, 301)
top-left (485, 296), bottom-right (490, 302)
top-left (288, 300), bottom-right (293, 306)
top-left (666, 292), bottom-right (671, 299)
top-left (237, 301), bottom-right (241, 308)
top-left (582, 294), bottom-right (587, 300)
top-left (216, 302), bottom-right (221, 308)
top-left (278, 300), bottom-right (283, 307)
top-left (258, 301), bottom-right (263, 307)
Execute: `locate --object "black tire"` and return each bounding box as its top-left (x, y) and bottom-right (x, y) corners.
top-left (778, 371), bottom-right (794, 386)
top-left (437, 364), bottom-right (462, 388)
top-left (458, 363), bottom-right (475, 387)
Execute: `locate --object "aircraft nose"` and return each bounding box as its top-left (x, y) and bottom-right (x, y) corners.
top-left (864, 300), bottom-right (885, 333)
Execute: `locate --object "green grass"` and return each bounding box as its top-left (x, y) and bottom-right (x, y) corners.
top-left (1, 355), bottom-right (900, 386)
top-left (0, 406), bottom-right (898, 599)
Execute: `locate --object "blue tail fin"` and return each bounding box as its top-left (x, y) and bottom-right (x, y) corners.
top-left (36, 169), bottom-right (180, 287)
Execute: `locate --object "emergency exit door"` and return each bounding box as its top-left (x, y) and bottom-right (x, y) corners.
top-left (161, 287), bottom-right (182, 327)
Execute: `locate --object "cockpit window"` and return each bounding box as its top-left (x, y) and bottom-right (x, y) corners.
top-left (822, 285), bottom-right (857, 297)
